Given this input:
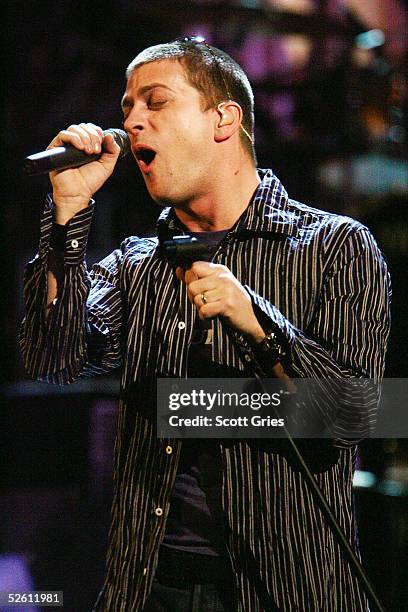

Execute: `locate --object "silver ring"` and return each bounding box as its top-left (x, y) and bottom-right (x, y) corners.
top-left (201, 293), bottom-right (207, 305)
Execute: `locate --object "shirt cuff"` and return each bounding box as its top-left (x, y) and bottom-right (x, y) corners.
top-left (244, 285), bottom-right (295, 352)
top-left (227, 287), bottom-right (293, 376)
top-left (50, 224), bottom-right (67, 251)
top-left (39, 193), bottom-right (95, 264)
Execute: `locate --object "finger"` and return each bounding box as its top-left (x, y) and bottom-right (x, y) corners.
top-left (184, 267), bottom-right (200, 285)
top-left (47, 129), bottom-right (86, 151)
top-left (66, 124), bottom-right (97, 153)
top-left (102, 132), bottom-right (121, 156)
top-left (48, 123), bottom-right (103, 154)
top-left (198, 301), bottom-right (222, 320)
top-left (78, 122), bottom-right (104, 153)
top-left (48, 124), bottom-right (96, 154)
top-left (193, 289), bottom-right (219, 308)
top-left (193, 293), bottom-right (205, 308)
top-left (190, 261), bottom-right (223, 278)
top-left (188, 278), bottom-right (217, 302)
top-left (175, 267), bottom-right (185, 282)
top-left (82, 123), bottom-right (120, 157)
top-left (84, 123), bottom-right (104, 139)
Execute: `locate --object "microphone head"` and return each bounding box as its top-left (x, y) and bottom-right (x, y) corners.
top-left (104, 128), bottom-right (130, 158)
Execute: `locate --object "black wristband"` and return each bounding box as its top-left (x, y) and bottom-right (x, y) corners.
top-left (253, 330), bottom-right (285, 369)
top-left (50, 223), bottom-right (67, 251)
top-left (251, 303), bottom-right (291, 363)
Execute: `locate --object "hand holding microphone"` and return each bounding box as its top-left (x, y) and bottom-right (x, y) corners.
top-left (25, 123), bottom-right (129, 225)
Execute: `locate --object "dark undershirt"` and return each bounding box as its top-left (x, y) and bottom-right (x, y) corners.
top-left (162, 229), bottom-right (241, 564)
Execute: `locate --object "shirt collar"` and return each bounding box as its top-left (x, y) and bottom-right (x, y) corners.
top-left (156, 169), bottom-right (300, 240)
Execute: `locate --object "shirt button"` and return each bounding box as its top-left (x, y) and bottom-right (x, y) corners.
top-left (154, 507), bottom-right (163, 517)
top-left (143, 567), bottom-right (147, 576)
top-left (244, 354), bottom-right (252, 362)
top-left (165, 446), bottom-right (173, 454)
top-left (178, 322), bottom-right (186, 330)
top-left (71, 239), bottom-right (79, 249)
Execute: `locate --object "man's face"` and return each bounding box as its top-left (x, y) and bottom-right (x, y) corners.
top-left (122, 59), bottom-right (218, 207)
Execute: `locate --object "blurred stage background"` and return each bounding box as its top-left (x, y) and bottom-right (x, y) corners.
top-left (1, 1), bottom-right (407, 610)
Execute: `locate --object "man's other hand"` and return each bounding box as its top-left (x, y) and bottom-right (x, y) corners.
top-left (176, 261), bottom-right (265, 343)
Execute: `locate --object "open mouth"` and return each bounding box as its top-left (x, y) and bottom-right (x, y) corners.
top-left (134, 145), bottom-right (156, 171)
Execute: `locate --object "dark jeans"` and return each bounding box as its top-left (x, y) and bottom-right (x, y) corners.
top-left (143, 547), bottom-right (236, 612)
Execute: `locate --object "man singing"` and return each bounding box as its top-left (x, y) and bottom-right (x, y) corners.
top-left (20, 38), bottom-right (391, 611)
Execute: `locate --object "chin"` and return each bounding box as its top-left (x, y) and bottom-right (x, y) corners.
top-left (149, 189), bottom-right (188, 209)
top-left (143, 179), bottom-right (170, 206)
top-left (149, 191), bottom-right (172, 208)
top-left (144, 175), bottom-right (192, 209)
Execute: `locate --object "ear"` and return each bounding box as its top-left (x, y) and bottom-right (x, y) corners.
top-left (214, 101), bottom-right (242, 142)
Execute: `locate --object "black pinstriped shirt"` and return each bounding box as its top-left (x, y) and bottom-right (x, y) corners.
top-left (20, 169), bottom-right (391, 611)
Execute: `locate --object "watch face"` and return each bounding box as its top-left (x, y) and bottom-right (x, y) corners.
top-left (265, 333), bottom-right (283, 356)
top-left (266, 333), bottom-right (277, 348)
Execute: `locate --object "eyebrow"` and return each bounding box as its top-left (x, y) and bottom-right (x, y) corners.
top-left (121, 83), bottom-right (175, 108)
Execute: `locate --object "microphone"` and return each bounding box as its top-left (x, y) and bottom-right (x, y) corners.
top-left (23, 128), bottom-right (130, 176)
top-left (161, 235), bottom-right (212, 269)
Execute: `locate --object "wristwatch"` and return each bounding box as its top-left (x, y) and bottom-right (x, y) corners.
top-left (254, 330), bottom-right (286, 366)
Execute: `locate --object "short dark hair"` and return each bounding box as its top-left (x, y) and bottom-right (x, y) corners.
top-left (126, 41), bottom-right (256, 162)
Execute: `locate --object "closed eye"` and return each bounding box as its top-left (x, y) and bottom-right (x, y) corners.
top-left (147, 98), bottom-right (167, 110)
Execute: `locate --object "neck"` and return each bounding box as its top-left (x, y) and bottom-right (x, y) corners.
top-left (174, 158), bottom-right (260, 232)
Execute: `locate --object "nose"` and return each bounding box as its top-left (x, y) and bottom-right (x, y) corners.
top-left (123, 105), bottom-right (145, 135)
